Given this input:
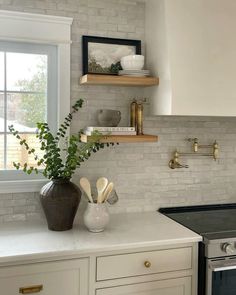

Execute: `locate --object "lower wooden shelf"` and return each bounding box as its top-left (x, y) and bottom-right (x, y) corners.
top-left (80, 74), bottom-right (159, 87)
top-left (80, 134), bottom-right (158, 143)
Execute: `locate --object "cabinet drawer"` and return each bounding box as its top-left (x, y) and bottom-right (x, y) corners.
top-left (0, 258), bottom-right (88, 295)
top-left (97, 247), bottom-right (192, 281)
top-left (96, 276), bottom-right (192, 295)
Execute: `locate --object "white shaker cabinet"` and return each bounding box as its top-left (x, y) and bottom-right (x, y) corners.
top-left (0, 244), bottom-right (197, 295)
top-left (95, 244), bottom-right (197, 295)
top-left (0, 258), bottom-right (89, 295)
top-left (146, 0), bottom-right (236, 116)
top-left (96, 277), bottom-right (191, 295)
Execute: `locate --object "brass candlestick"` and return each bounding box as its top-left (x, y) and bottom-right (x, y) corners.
top-left (136, 102), bottom-right (143, 135)
top-left (130, 99), bottom-right (138, 128)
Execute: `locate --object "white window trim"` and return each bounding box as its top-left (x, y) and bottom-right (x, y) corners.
top-left (0, 10), bottom-right (73, 193)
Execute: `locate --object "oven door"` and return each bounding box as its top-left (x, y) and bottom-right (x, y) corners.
top-left (206, 257), bottom-right (236, 295)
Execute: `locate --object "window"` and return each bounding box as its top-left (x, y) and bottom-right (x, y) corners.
top-left (0, 10), bottom-right (73, 193)
top-left (0, 41), bottom-right (57, 174)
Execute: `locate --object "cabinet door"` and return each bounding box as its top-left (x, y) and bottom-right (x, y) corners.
top-left (96, 277), bottom-right (191, 295)
top-left (0, 258), bottom-right (88, 295)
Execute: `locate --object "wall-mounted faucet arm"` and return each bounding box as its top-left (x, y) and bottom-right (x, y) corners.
top-left (169, 139), bottom-right (219, 169)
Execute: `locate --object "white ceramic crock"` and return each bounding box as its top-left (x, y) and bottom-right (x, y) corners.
top-left (83, 203), bottom-right (110, 233)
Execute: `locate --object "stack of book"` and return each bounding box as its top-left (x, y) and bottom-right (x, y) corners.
top-left (84, 126), bottom-right (137, 136)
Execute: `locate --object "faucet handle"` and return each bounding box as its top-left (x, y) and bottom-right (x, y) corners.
top-left (187, 137), bottom-right (198, 142)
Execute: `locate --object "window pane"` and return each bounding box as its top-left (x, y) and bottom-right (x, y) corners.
top-left (7, 92), bottom-right (46, 131)
top-left (0, 52), bottom-right (4, 91)
top-left (0, 134), bottom-right (4, 169)
top-left (0, 42), bottom-right (58, 175)
top-left (6, 133), bottom-right (44, 170)
top-left (0, 92), bottom-right (4, 132)
top-left (6, 52), bottom-right (47, 92)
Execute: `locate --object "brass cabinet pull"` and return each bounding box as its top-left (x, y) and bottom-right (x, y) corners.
top-left (19, 285), bottom-right (43, 294)
top-left (144, 261), bottom-right (151, 268)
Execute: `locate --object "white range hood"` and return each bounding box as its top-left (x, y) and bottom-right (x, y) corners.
top-left (145, 0), bottom-right (236, 116)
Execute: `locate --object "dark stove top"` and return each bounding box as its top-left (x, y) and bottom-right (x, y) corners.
top-left (159, 203), bottom-right (236, 239)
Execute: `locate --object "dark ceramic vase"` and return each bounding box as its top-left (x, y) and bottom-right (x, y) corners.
top-left (40, 179), bottom-right (81, 231)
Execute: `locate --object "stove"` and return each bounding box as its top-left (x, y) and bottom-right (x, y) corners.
top-left (159, 203), bottom-right (236, 295)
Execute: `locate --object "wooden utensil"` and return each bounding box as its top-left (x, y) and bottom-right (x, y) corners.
top-left (101, 182), bottom-right (114, 203)
top-left (96, 177), bottom-right (108, 203)
top-left (80, 177), bottom-right (93, 203)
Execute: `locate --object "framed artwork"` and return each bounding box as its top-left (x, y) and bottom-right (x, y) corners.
top-left (82, 36), bottom-right (141, 75)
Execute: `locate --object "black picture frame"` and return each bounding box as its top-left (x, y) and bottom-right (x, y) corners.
top-left (82, 35), bottom-right (141, 75)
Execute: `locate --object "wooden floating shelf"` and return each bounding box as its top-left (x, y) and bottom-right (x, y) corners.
top-left (80, 74), bottom-right (159, 87)
top-left (80, 134), bottom-right (158, 143)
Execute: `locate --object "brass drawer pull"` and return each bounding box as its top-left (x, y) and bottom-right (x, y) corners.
top-left (19, 285), bottom-right (43, 294)
top-left (144, 261), bottom-right (151, 268)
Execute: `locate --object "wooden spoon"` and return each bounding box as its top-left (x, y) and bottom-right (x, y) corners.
top-left (101, 182), bottom-right (114, 203)
top-left (96, 177), bottom-right (108, 203)
top-left (80, 177), bottom-right (93, 203)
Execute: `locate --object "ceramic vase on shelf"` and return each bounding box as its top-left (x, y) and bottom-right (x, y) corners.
top-left (40, 179), bottom-right (81, 231)
top-left (83, 203), bottom-right (110, 233)
top-left (97, 109), bottom-right (121, 127)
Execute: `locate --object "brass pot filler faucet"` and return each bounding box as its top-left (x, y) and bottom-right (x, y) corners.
top-left (169, 138), bottom-right (219, 169)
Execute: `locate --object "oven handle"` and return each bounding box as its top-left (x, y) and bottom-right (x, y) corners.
top-left (211, 265), bottom-right (236, 272)
top-left (209, 260), bottom-right (236, 272)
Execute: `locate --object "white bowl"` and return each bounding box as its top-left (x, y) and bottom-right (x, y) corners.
top-left (121, 55), bottom-right (145, 70)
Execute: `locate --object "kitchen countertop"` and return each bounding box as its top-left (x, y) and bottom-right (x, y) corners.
top-left (0, 211), bottom-right (202, 265)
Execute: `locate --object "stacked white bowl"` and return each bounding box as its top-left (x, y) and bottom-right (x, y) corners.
top-left (121, 55), bottom-right (144, 70)
top-left (119, 55), bottom-right (150, 77)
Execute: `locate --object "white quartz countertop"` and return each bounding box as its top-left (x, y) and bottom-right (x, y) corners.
top-left (0, 212), bottom-right (202, 265)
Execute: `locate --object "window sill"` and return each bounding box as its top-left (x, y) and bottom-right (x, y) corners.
top-left (0, 179), bottom-right (49, 194)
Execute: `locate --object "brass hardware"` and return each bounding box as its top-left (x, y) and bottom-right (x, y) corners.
top-left (19, 285), bottom-right (43, 294)
top-left (198, 145), bottom-right (213, 148)
top-left (213, 141), bottom-right (219, 160)
top-left (169, 159), bottom-right (189, 169)
top-left (169, 151), bottom-right (189, 169)
top-left (169, 139), bottom-right (219, 169)
top-left (187, 138), bottom-right (198, 152)
top-left (144, 261), bottom-right (151, 268)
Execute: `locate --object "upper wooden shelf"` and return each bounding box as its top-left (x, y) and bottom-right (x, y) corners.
top-left (80, 134), bottom-right (158, 143)
top-left (80, 74), bottom-right (159, 87)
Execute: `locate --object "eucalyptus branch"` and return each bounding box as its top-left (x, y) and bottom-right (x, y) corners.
top-left (55, 99), bottom-right (83, 142)
top-left (9, 98), bottom-right (113, 180)
top-left (12, 162), bottom-right (43, 175)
